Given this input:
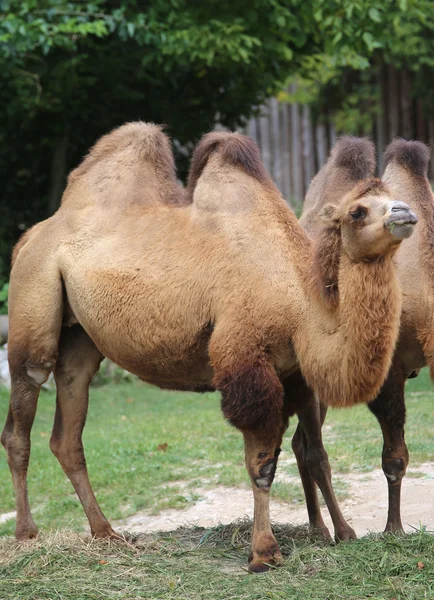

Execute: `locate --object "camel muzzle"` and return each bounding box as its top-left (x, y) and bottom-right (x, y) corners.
top-left (385, 202), bottom-right (418, 239)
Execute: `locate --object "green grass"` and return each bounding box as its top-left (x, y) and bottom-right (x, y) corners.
top-left (0, 369), bottom-right (433, 536)
top-left (0, 523), bottom-right (432, 600)
top-left (0, 370), bottom-right (433, 598)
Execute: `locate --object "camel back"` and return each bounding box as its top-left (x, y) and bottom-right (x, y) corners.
top-left (61, 122), bottom-right (184, 209)
top-left (302, 136), bottom-right (376, 234)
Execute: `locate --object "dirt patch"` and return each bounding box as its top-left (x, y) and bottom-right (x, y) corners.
top-left (114, 463), bottom-right (434, 537)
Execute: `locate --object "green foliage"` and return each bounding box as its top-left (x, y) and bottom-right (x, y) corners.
top-left (1, 0), bottom-right (434, 311)
top-left (0, 283), bottom-right (8, 315)
top-left (283, 1), bottom-right (434, 133)
top-left (0, 0), bottom-right (315, 302)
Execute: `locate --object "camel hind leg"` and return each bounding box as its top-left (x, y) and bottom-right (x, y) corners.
top-left (2, 260), bottom-right (63, 539)
top-left (368, 368), bottom-right (408, 533)
top-left (50, 325), bottom-right (117, 538)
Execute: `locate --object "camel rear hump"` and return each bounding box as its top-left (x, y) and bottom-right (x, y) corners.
top-left (187, 132), bottom-right (272, 201)
top-left (62, 122), bottom-right (184, 209)
top-left (384, 138), bottom-right (430, 178)
top-left (331, 136), bottom-right (376, 180)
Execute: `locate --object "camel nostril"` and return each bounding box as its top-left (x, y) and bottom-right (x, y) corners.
top-left (391, 201), bottom-right (411, 213)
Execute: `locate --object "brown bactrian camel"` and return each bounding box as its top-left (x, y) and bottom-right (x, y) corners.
top-left (2, 124), bottom-right (418, 572)
top-left (298, 136), bottom-right (432, 536)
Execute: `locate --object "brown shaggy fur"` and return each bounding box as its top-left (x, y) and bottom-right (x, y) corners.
top-left (217, 358), bottom-right (284, 432)
top-left (351, 177), bottom-right (389, 199)
top-left (186, 131), bottom-right (269, 199)
top-left (334, 136), bottom-right (376, 179)
top-left (64, 121), bottom-right (185, 207)
top-left (384, 138), bottom-right (430, 178)
top-left (308, 227), bottom-right (342, 308)
top-left (2, 125), bottom-right (413, 571)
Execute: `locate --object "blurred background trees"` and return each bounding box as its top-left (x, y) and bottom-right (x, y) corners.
top-left (1, 0), bottom-right (433, 311)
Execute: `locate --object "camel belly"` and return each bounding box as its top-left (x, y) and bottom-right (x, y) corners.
top-left (62, 266), bottom-right (215, 390)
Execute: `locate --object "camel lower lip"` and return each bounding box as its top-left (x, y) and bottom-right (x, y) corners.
top-left (387, 219), bottom-right (417, 226)
top-left (385, 221), bottom-right (417, 239)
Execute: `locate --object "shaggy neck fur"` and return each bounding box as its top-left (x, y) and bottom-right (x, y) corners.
top-left (295, 249), bottom-right (401, 407)
top-left (307, 227), bottom-right (341, 309)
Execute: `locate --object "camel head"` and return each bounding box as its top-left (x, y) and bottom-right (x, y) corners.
top-left (318, 178), bottom-right (418, 262)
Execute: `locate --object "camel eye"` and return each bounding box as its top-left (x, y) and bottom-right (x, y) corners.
top-left (350, 207), bottom-right (367, 221)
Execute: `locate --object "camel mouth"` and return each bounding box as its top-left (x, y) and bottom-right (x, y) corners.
top-left (385, 210), bottom-right (418, 239)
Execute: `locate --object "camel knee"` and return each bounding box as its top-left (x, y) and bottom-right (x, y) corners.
top-left (382, 448), bottom-right (408, 484)
top-left (9, 355), bottom-right (54, 388)
top-left (9, 341), bottom-right (56, 384)
top-left (305, 447), bottom-right (331, 482)
top-left (50, 436), bottom-right (85, 472)
top-left (2, 433), bottom-right (30, 469)
top-left (246, 447), bottom-right (281, 490)
top-left (255, 454), bottom-right (280, 489)
top-left (26, 364), bottom-right (52, 386)
top-left (291, 427), bottom-right (303, 459)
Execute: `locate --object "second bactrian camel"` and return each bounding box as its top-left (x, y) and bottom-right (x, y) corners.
top-left (2, 124), bottom-right (417, 572)
top-left (299, 136), bottom-right (433, 536)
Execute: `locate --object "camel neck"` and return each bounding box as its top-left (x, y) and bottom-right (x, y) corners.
top-left (293, 252), bottom-right (401, 407)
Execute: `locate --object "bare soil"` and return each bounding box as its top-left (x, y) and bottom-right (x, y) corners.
top-left (114, 463), bottom-right (434, 537)
top-left (1, 464), bottom-right (432, 537)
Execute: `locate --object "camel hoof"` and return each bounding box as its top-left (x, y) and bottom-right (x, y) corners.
top-left (248, 551), bottom-right (284, 573)
top-left (335, 526), bottom-right (357, 542)
top-left (384, 522), bottom-right (404, 535)
top-left (248, 560), bottom-right (273, 573)
top-left (92, 526), bottom-right (122, 540)
top-left (311, 524), bottom-right (333, 542)
top-left (16, 526), bottom-right (38, 541)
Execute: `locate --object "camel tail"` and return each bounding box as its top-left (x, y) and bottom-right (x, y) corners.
top-left (332, 136), bottom-right (376, 179)
top-left (187, 132), bottom-right (269, 194)
top-left (384, 138), bottom-right (430, 178)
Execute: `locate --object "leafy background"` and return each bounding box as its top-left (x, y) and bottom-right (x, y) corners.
top-left (1, 0), bottom-right (434, 311)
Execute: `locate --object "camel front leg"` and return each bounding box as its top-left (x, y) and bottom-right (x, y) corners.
top-left (368, 368), bottom-right (408, 533)
top-left (243, 429), bottom-right (284, 572)
top-left (295, 388), bottom-right (356, 542)
top-left (212, 346), bottom-right (286, 571)
top-left (2, 264), bottom-right (62, 540)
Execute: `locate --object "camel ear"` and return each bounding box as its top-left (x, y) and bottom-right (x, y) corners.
top-left (319, 203), bottom-right (339, 224)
